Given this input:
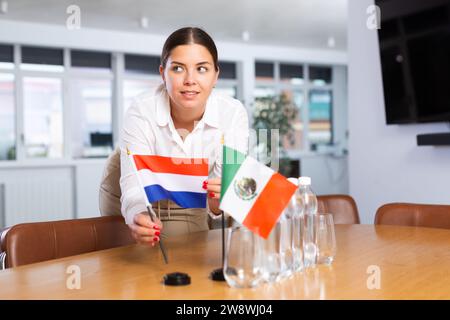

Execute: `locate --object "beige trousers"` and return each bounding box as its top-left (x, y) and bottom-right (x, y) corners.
top-left (153, 200), bottom-right (209, 238)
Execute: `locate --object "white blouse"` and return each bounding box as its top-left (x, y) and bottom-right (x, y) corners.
top-left (119, 84), bottom-right (249, 225)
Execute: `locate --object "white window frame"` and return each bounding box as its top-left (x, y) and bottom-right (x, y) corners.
top-left (254, 61), bottom-right (336, 159)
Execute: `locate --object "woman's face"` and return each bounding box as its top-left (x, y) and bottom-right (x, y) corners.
top-left (160, 44), bottom-right (219, 113)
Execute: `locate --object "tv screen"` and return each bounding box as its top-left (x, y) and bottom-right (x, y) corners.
top-left (376, 0), bottom-right (450, 124)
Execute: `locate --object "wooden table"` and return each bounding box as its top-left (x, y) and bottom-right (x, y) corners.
top-left (1, 224), bottom-right (450, 299)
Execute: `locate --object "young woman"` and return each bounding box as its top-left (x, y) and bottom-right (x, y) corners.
top-left (120, 27), bottom-right (249, 246)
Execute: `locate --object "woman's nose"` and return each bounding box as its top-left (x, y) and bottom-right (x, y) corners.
top-left (183, 71), bottom-right (196, 85)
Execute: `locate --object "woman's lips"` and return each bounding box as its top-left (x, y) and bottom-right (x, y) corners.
top-left (180, 91), bottom-right (200, 99)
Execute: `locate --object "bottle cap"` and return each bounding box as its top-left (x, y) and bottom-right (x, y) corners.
top-left (287, 177), bottom-right (298, 186)
top-left (298, 176), bottom-right (311, 186)
top-left (163, 272), bottom-right (191, 286)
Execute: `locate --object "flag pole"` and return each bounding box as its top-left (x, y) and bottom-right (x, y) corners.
top-left (126, 147), bottom-right (168, 264)
top-left (210, 134), bottom-right (226, 281)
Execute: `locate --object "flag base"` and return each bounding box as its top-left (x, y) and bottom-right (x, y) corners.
top-left (209, 268), bottom-right (226, 281)
top-left (163, 272), bottom-right (191, 286)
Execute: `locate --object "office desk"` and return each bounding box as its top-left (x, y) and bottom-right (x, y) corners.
top-left (1, 224), bottom-right (450, 299)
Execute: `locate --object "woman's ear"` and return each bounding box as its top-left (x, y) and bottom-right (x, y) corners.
top-left (159, 65), bottom-right (165, 82)
top-left (214, 67), bottom-right (220, 87)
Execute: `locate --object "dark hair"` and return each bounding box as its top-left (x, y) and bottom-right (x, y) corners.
top-left (161, 27), bottom-right (219, 71)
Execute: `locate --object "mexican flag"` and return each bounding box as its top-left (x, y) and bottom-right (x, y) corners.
top-left (219, 146), bottom-right (297, 239)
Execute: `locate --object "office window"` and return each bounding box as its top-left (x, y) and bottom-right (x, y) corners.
top-left (309, 66), bottom-right (332, 85)
top-left (215, 61), bottom-right (238, 99)
top-left (281, 89), bottom-right (304, 151)
top-left (254, 86), bottom-right (276, 99)
top-left (71, 50), bottom-right (111, 69)
top-left (218, 61), bottom-right (236, 80)
top-left (308, 89), bottom-right (332, 148)
top-left (125, 54), bottom-right (160, 75)
top-left (123, 79), bottom-right (160, 114)
top-left (123, 54), bottom-right (162, 114)
top-left (254, 61), bottom-right (335, 153)
top-left (214, 86), bottom-right (237, 99)
top-left (254, 62), bottom-right (276, 114)
top-left (280, 63), bottom-right (304, 85)
top-left (0, 44), bottom-right (14, 70)
top-left (71, 79), bottom-right (112, 158)
top-left (0, 73), bottom-right (15, 160)
top-left (255, 62), bottom-right (274, 81)
top-left (21, 46), bottom-right (64, 72)
top-left (23, 77), bottom-right (63, 158)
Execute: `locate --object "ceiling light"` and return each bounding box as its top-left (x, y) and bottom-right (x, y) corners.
top-left (140, 16), bottom-right (149, 29)
top-left (0, 1), bottom-right (8, 14)
top-left (327, 36), bottom-right (336, 48)
top-left (242, 31), bottom-right (250, 42)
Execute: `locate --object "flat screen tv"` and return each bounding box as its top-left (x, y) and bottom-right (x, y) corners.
top-left (376, 0), bottom-right (450, 124)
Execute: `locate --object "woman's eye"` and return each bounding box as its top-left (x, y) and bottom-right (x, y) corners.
top-left (198, 66), bottom-right (208, 73)
top-left (172, 66), bottom-right (183, 72)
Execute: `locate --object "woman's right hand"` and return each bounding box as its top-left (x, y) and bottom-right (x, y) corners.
top-left (129, 212), bottom-right (163, 246)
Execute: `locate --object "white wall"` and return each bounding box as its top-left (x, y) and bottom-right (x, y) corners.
top-left (301, 154), bottom-right (348, 195)
top-left (348, 0), bottom-right (450, 224)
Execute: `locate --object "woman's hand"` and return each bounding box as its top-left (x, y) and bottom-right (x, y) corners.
top-left (129, 212), bottom-right (163, 247)
top-left (204, 178), bottom-right (222, 215)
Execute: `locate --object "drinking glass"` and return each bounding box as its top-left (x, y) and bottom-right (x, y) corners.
top-left (316, 213), bottom-right (337, 265)
top-left (259, 223), bottom-right (282, 283)
top-left (224, 225), bottom-right (263, 288)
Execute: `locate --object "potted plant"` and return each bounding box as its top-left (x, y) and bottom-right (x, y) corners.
top-left (251, 92), bottom-right (298, 177)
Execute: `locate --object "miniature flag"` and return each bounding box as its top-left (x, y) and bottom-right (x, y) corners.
top-left (219, 146), bottom-right (297, 239)
top-left (131, 154), bottom-right (209, 208)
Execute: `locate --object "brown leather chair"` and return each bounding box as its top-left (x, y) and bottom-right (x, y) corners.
top-left (0, 215), bottom-right (135, 269)
top-left (317, 194), bottom-right (360, 224)
top-left (375, 202), bottom-right (450, 229)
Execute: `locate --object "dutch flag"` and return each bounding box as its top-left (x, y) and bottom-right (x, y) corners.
top-left (130, 154), bottom-right (209, 208)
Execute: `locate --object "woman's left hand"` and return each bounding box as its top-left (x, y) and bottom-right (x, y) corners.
top-left (204, 178), bottom-right (222, 215)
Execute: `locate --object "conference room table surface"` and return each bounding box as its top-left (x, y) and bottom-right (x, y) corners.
top-left (1, 224), bottom-right (450, 299)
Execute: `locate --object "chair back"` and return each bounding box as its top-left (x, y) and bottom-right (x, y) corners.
top-left (375, 202), bottom-right (450, 229)
top-left (0, 216), bottom-right (134, 268)
top-left (317, 194), bottom-right (360, 224)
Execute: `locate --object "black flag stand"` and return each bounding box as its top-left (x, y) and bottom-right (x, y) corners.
top-left (210, 211), bottom-right (226, 281)
top-left (210, 134), bottom-right (227, 281)
top-left (148, 205), bottom-right (191, 286)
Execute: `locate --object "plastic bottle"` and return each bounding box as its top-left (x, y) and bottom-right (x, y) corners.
top-left (278, 205), bottom-right (294, 279)
top-left (298, 176), bottom-right (318, 268)
top-left (287, 177), bottom-right (304, 273)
